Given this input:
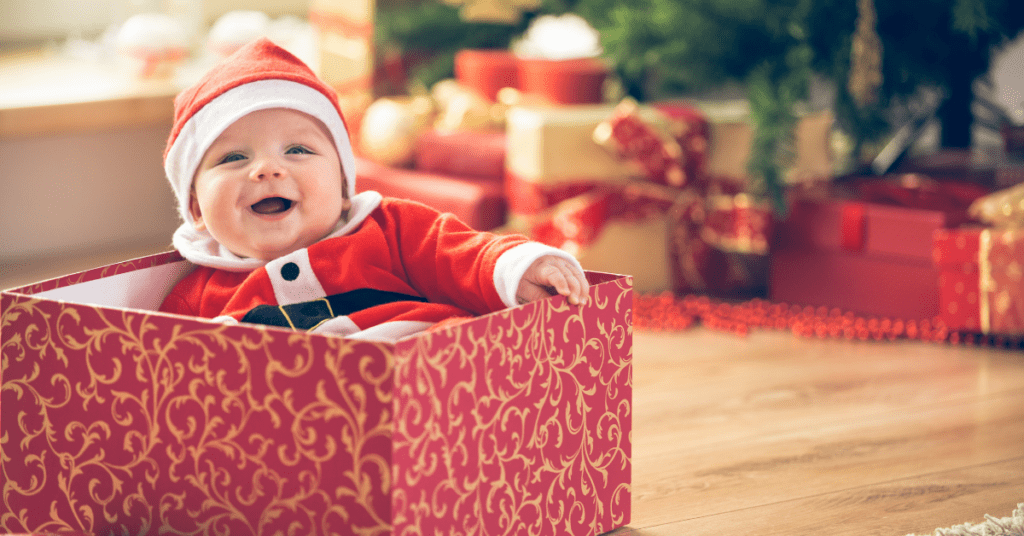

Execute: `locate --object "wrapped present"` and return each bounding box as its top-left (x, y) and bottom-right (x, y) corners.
top-left (933, 227), bottom-right (1024, 334)
top-left (454, 49), bottom-right (519, 101)
top-left (932, 182), bottom-right (1024, 334)
top-left (414, 127), bottom-right (506, 179)
top-left (505, 103), bottom-right (698, 215)
top-left (356, 156), bottom-right (507, 230)
top-left (652, 101), bottom-right (711, 186)
top-left (527, 180), bottom-right (772, 295)
top-left (696, 99), bottom-right (835, 186)
top-left (528, 183), bottom-right (676, 293)
top-left (516, 98), bottom-right (769, 295)
top-left (669, 187), bottom-right (773, 298)
top-left (1, 253), bottom-right (632, 535)
top-left (770, 176), bottom-right (989, 320)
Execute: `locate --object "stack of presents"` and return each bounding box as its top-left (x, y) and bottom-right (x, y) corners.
top-left (308, 4), bottom-right (1024, 341)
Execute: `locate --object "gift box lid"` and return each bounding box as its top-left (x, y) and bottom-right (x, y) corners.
top-left (505, 103), bottom-right (671, 182)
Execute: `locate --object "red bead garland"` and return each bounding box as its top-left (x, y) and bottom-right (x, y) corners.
top-left (633, 292), bottom-right (1024, 350)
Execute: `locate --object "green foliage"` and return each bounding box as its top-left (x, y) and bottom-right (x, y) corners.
top-left (571, 0), bottom-right (818, 211)
top-left (575, 0), bottom-right (1024, 202)
top-left (376, 0), bottom-right (1024, 206)
top-left (374, 2), bottom-right (532, 90)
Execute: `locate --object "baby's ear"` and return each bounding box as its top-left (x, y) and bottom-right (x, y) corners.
top-left (341, 177), bottom-right (352, 212)
top-left (189, 193), bottom-right (207, 231)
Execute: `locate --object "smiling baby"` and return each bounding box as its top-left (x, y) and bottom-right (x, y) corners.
top-left (158, 38), bottom-right (588, 342)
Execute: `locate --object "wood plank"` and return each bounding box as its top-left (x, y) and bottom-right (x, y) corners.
top-left (633, 330), bottom-right (1024, 453)
top-left (629, 330), bottom-right (1024, 529)
top-left (631, 391), bottom-right (1024, 527)
top-left (616, 458), bottom-right (1023, 536)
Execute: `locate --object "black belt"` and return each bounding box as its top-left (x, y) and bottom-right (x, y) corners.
top-left (241, 288), bottom-right (427, 331)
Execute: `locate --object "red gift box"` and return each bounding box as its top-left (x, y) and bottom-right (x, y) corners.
top-left (1, 252), bottom-right (632, 535)
top-left (356, 156), bottom-right (507, 230)
top-left (770, 178), bottom-right (988, 320)
top-left (454, 49), bottom-right (519, 101)
top-left (413, 128), bottom-right (506, 180)
top-left (933, 226), bottom-right (1024, 334)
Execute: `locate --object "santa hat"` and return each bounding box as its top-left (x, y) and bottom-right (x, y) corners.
top-left (164, 37), bottom-right (356, 227)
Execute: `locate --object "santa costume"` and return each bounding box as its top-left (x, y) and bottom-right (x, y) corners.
top-left (160, 38), bottom-right (580, 342)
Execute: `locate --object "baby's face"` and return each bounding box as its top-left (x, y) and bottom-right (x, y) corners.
top-left (190, 108), bottom-right (347, 260)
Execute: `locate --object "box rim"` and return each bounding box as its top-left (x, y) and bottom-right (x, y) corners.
top-left (2, 251), bottom-right (633, 350)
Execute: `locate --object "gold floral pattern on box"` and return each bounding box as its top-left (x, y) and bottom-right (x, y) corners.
top-left (2, 259), bottom-right (632, 535)
top-left (2, 298), bottom-right (394, 534)
top-left (391, 273), bottom-right (632, 535)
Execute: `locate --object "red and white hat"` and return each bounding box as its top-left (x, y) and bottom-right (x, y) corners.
top-left (163, 37), bottom-right (356, 227)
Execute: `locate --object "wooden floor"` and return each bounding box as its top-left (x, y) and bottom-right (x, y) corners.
top-left (617, 328), bottom-right (1024, 536)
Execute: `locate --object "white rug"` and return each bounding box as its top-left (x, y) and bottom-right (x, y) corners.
top-left (907, 503), bottom-right (1024, 536)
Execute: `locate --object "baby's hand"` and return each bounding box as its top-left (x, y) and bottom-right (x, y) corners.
top-left (517, 255), bottom-right (590, 306)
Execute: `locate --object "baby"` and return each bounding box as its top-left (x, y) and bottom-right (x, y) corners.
top-left (159, 38), bottom-right (588, 342)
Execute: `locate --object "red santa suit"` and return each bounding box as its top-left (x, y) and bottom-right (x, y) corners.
top-left (161, 192), bottom-right (569, 341)
top-left (158, 38), bottom-right (580, 342)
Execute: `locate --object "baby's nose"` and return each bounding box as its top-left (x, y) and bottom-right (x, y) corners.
top-left (253, 158), bottom-right (285, 179)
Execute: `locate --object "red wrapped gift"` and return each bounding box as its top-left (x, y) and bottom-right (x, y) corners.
top-left (933, 227), bottom-right (1024, 335)
top-left (933, 182), bottom-right (1024, 334)
top-left (770, 176), bottom-right (989, 320)
top-left (356, 156), bottom-right (507, 230)
top-left (454, 49), bottom-right (519, 101)
top-left (414, 128), bottom-right (506, 179)
top-left (1, 253), bottom-right (632, 535)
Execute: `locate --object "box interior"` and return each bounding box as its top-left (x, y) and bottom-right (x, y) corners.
top-left (30, 259), bottom-right (194, 312)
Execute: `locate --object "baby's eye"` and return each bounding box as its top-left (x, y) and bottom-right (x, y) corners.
top-left (286, 145), bottom-right (314, 155)
top-left (218, 152), bottom-right (246, 165)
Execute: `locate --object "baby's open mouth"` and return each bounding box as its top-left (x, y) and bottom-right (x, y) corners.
top-left (251, 197), bottom-right (293, 215)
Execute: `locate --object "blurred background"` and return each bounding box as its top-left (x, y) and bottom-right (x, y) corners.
top-left (2, 0), bottom-right (1024, 295)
